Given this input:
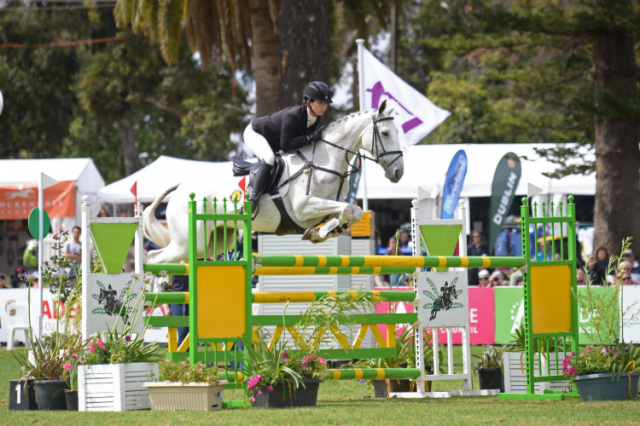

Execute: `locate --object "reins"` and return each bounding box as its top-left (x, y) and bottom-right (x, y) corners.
top-left (276, 114), bottom-right (403, 201)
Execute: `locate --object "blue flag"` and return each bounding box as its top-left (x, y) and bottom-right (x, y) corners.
top-left (441, 150), bottom-right (468, 219)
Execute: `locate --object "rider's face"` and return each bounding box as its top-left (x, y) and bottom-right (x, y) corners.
top-left (309, 100), bottom-right (328, 117)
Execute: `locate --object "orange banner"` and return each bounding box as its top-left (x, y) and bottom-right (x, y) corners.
top-left (0, 181), bottom-right (76, 219)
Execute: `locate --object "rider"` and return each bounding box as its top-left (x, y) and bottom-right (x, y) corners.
top-left (243, 81), bottom-right (333, 208)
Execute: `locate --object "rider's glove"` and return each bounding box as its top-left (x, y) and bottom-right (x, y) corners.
top-left (308, 129), bottom-right (322, 142)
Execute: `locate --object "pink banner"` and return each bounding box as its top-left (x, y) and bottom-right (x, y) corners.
top-left (374, 287), bottom-right (495, 345)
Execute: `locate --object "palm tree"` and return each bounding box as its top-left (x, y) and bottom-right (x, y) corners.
top-left (114, 0), bottom-right (391, 116)
top-left (114, 0), bottom-right (279, 116)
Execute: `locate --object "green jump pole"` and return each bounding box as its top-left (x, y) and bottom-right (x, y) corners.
top-left (144, 292), bottom-right (188, 304)
top-left (326, 368), bottom-right (422, 380)
top-left (144, 263), bottom-right (188, 275)
top-left (255, 254), bottom-right (526, 269)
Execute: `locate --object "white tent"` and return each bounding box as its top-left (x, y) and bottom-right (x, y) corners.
top-left (98, 145), bottom-right (595, 205)
top-left (0, 158), bottom-right (105, 218)
top-left (98, 156), bottom-right (234, 204)
top-left (355, 143), bottom-right (595, 200)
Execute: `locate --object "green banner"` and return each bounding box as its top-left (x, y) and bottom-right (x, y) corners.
top-left (494, 287), bottom-right (618, 345)
top-left (344, 156), bottom-right (362, 204)
top-left (489, 152), bottom-right (521, 253)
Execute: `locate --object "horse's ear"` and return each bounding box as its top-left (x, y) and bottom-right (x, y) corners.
top-left (377, 99), bottom-right (387, 116)
top-left (386, 101), bottom-right (398, 115)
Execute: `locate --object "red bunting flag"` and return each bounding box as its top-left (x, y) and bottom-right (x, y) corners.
top-left (130, 181), bottom-right (137, 199)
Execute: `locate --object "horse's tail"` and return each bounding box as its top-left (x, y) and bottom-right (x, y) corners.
top-left (143, 184), bottom-right (179, 248)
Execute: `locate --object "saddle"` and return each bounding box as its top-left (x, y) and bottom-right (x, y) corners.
top-left (232, 155), bottom-right (305, 235)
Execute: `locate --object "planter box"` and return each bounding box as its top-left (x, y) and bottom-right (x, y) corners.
top-left (503, 352), bottom-right (570, 394)
top-left (251, 379), bottom-right (321, 408)
top-left (575, 372), bottom-right (640, 402)
top-left (144, 381), bottom-right (228, 411)
top-left (79, 362), bottom-right (159, 412)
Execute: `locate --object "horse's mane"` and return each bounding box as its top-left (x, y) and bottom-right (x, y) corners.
top-left (322, 109), bottom-right (377, 141)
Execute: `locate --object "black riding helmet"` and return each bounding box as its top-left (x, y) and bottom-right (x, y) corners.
top-left (303, 81), bottom-right (333, 104)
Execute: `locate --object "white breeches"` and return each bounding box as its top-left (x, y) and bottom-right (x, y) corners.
top-left (244, 124), bottom-right (275, 165)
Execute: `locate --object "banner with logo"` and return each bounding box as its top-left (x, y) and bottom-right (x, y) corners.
top-left (441, 150), bottom-right (468, 219)
top-left (361, 47), bottom-right (450, 147)
top-left (0, 181), bottom-right (75, 220)
top-left (489, 153), bottom-right (521, 253)
top-left (494, 287), bottom-right (618, 345)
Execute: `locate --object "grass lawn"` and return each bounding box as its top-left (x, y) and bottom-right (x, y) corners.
top-left (1, 347), bottom-right (639, 425)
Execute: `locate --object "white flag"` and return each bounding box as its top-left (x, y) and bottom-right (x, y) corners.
top-left (361, 47), bottom-right (451, 146)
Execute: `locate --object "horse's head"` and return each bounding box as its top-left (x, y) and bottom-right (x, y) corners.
top-left (98, 288), bottom-right (107, 305)
top-left (362, 100), bottom-right (405, 183)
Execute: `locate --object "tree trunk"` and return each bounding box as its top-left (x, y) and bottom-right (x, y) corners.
top-left (116, 113), bottom-right (141, 176)
top-left (250, 0), bottom-right (280, 117)
top-left (276, 0), bottom-right (331, 109)
top-left (592, 29), bottom-right (640, 256)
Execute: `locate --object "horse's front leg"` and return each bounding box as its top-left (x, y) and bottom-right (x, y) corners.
top-left (295, 196), bottom-right (363, 242)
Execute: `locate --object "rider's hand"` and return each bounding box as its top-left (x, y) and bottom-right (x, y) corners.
top-left (308, 129), bottom-right (322, 142)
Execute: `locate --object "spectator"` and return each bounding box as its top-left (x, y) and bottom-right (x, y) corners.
top-left (169, 275), bottom-right (189, 347)
top-left (515, 274), bottom-right (524, 286)
top-left (98, 206), bottom-right (110, 217)
top-left (618, 270), bottom-right (638, 286)
top-left (576, 269), bottom-right (586, 285)
top-left (477, 269), bottom-right (491, 288)
top-left (468, 231), bottom-right (490, 286)
top-left (586, 257), bottom-right (606, 285)
top-left (64, 226), bottom-right (83, 271)
top-left (509, 267), bottom-right (524, 286)
top-left (536, 239), bottom-right (553, 261)
top-left (594, 247), bottom-right (609, 271)
top-left (385, 237), bottom-right (398, 256)
top-left (398, 231), bottom-right (411, 250)
top-left (490, 271), bottom-right (505, 287)
top-left (0, 272), bottom-right (6, 289)
top-left (11, 266), bottom-right (27, 289)
top-left (622, 249), bottom-right (640, 283)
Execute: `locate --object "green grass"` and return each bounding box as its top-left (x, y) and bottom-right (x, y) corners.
top-left (2, 347), bottom-right (640, 425)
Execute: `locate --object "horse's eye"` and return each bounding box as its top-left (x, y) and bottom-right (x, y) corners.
top-left (381, 130), bottom-right (389, 137)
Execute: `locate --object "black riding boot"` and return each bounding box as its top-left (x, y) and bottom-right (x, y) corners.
top-left (249, 162), bottom-right (273, 212)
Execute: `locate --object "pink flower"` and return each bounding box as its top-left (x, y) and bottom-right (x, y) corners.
top-left (249, 397), bottom-right (256, 402)
top-left (89, 342), bottom-right (95, 352)
top-left (96, 339), bottom-right (105, 350)
top-left (587, 350), bottom-right (591, 353)
top-left (125, 335), bottom-right (131, 342)
top-left (71, 354), bottom-right (78, 359)
top-left (562, 389), bottom-right (567, 393)
top-left (266, 386), bottom-right (274, 393)
top-left (601, 347), bottom-right (607, 355)
top-left (580, 353), bottom-right (585, 358)
top-left (64, 363), bottom-right (72, 370)
top-left (318, 357), bottom-right (327, 364)
top-left (614, 353), bottom-right (620, 357)
top-left (257, 391), bottom-right (264, 396)
top-left (569, 368), bottom-right (577, 375)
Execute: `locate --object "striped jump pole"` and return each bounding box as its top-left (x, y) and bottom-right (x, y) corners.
top-left (255, 266), bottom-right (416, 276)
top-left (255, 255), bottom-right (526, 269)
top-left (325, 368), bottom-right (422, 380)
top-left (144, 263), bottom-right (188, 275)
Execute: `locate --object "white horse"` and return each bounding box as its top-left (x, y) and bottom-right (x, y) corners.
top-left (143, 100), bottom-right (404, 264)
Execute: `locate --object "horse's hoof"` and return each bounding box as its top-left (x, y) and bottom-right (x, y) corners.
top-left (302, 228), bottom-right (316, 240)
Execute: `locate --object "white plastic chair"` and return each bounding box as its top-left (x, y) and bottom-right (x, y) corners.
top-left (6, 303), bottom-right (32, 350)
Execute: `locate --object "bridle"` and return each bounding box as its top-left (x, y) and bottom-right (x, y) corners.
top-left (276, 114), bottom-right (404, 201)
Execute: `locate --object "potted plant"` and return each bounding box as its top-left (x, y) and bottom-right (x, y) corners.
top-left (78, 279), bottom-right (164, 412)
top-left (63, 349), bottom-right (81, 411)
top-left (12, 332), bottom-right (85, 411)
top-left (242, 331), bottom-right (311, 408)
top-left (473, 345), bottom-right (505, 392)
top-left (562, 342), bottom-right (640, 401)
top-left (562, 239), bottom-right (640, 401)
top-left (144, 359), bottom-right (227, 411)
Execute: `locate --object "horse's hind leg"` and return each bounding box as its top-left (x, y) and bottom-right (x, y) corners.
top-left (146, 241), bottom-right (189, 265)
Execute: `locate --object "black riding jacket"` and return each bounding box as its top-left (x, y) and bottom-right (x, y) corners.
top-left (251, 105), bottom-right (319, 153)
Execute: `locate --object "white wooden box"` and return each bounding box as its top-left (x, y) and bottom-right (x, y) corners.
top-left (503, 352), bottom-right (570, 394)
top-left (79, 362), bottom-right (159, 411)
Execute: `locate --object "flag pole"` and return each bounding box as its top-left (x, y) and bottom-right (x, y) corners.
top-left (356, 38), bottom-right (368, 211)
top-left (38, 173), bottom-right (44, 339)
